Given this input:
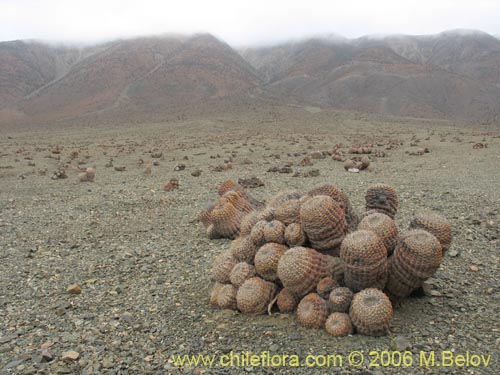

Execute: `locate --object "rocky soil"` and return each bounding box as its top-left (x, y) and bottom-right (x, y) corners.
top-left (1, 111), bottom-right (499, 374)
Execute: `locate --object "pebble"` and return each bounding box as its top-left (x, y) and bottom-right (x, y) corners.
top-left (470, 265), bottom-right (479, 272)
top-left (41, 348), bottom-right (54, 362)
top-left (62, 350), bottom-right (80, 361)
top-left (67, 284), bottom-right (82, 294)
top-left (392, 335), bottom-right (412, 351)
top-left (102, 357), bottom-right (114, 368)
top-left (121, 312), bottom-right (134, 324)
top-left (429, 290), bottom-right (443, 297)
top-left (4, 359), bottom-right (24, 369)
top-left (0, 334), bottom-right (17, 344)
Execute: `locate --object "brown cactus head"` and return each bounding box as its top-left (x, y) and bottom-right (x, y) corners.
top-left (267, 190), bottom-right (302, 209)
top-left (254, 243), bottom-right (288, 281)
top-left (360, 155), bottom-right (370, 170)
top-left (230, 236), bottom-right (258, 263)
top-left (230, 262), bottom-right (256, 287)
top-left (240, 211), bottom-right (262, 236)
top-left (358, 212), bottom-right (399, 255)
top-left (385, 230), bottom-right (443, 299)
top-left (209, 201), bottom-right (244, 239)
top-left (395, 230), bottom-right (443, 278)
top-left (236, 277), bottom-right (277, 315)
top-left (218, 179), bottom-right (242, 196)
top-left (365, 184), bottom-right (398, 219)
top-left (328, 287), bottom-right (354, 313)
top-left (325, 313), bottom-right (353, 337)
top-left (340, 230), bottom-right (388, 292)
top-left (199, 204), bottom-right (215, 229)
top-left (85, 167), bottom-right (96, 182)
top-left (344, 159), bottom-right (357, 171)
top-left (277, 247), bottom-right (330, 297)
top-left (217, 284), bottom-right (238, 310)
top-left (221, 190), bottom-right (255, 215)
top-left (323, 255), bottom-right (345, 284)
top-left (307, 184), bottom-right (358, 231)
top-left (249, 220), bottom-right (268, 247)
top-left (211, 250), bottom-right (238, 284)
top-left (409, 211), bottom-right (452, 253)
top-left (300, 195), bottom-right (348, 252)
top-left (277, 288), bottom-right (299, 313)
top-left (284, 223), bottom-right (307, 247)
top-left (296, 293), bottom-right (329, 329)
top-left (349, 288), bottom-right (393, 336)
top-left (263, 220), bottom-right (286, 244)
top-left (358, 209), bottom-right (383, 221)
top-left (274, 199), bottom-right (301, 225)
top-left (316, 277), bottom-right (338, 299)
top-left (210, 282), bottom-right (224, 307)
top-left (257, 207), bottom-right (276, 222)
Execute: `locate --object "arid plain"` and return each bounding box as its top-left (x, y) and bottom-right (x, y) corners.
top-left (1, 105), bottom-right (499, 374)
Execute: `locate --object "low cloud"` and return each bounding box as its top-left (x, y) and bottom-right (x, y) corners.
top-left (1, 0), bottom-right (499, 46)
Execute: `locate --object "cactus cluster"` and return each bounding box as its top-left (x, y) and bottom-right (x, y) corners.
top-left (206, 182), bottom-right (452, 336)
top-left (199, 180), bottom-right (263, 239)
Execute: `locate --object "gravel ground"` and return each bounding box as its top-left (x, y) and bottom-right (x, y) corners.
top-left (1, 112), bottom-right (499, 374)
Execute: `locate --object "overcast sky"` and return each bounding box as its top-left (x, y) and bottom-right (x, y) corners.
top-left (1, 0), bottom-right (499, 46)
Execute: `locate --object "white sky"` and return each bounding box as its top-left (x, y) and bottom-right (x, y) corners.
top-left (1, 0), bottom-right (499, 46)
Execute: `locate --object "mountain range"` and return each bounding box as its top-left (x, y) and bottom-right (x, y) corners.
top-left (1, 29), bottom-right (500, 127)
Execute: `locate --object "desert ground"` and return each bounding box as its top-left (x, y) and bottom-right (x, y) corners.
top-left (1, 106), bottom-right (499, 374)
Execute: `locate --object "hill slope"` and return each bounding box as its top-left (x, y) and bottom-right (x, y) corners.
top-left (0, 34), bottom-right (262, 125)
top-left (2, 30), bottom-right (500, 126)
top-left (241, 30), bottom-right (500, 122)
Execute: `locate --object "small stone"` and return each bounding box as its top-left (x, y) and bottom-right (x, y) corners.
top-left (448, 249), bottom-right (458, 257)
top-left (4, 360), bottom-right (24, 369)
top-left (392, 335), bottom-right (412, 351)
top-left (41, 341), bottom-right (54, 350)
top-left (67, 284), bottom-right (82, 294)
top-left (470, 265), bottom-right (479, 272)
top-left (348, 168), bottom-right (359, 173)
top-left (102, 358), bottom-right (114, 368)
top-left (238, 176), bottom-right (264, 188)
top-left (41, 349), bottom-right (54, 362)
top-left (269, 344), bottom-right (279, 352)
top-left (121, 312), bottom-right (134, 324)
top-left (0, 335), bottom-right (17, 344)
top-left (55, 307), bottom-right (66, 316)
top-left (61, 350), bottom-right (79, 361)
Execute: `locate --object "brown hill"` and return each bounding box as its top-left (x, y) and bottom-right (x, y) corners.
top-left (0, 34), bottom-right (261, 125)
top-left (242, 31), bottom-right (500, 123)
top-left (2, 30), bottom-right (500, 127)
top-left (358, 30), bottom-right (500, 87)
